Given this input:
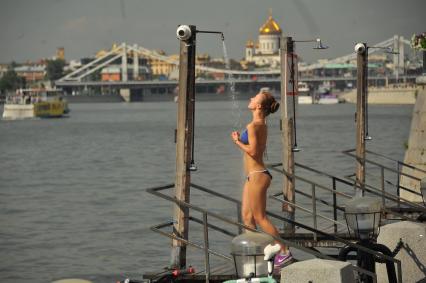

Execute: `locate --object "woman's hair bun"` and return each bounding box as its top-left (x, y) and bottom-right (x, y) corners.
top-left (270, 100), bottom-right (280, 114)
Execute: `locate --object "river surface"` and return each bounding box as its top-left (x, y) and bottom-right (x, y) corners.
top-left (0, 101), bottom-right (413, 282)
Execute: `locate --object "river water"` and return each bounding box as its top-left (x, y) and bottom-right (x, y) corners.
top-left (0, 100), bottom-right (413, 282)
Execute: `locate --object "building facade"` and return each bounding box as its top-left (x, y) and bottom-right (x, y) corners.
top-left (245, 13), bottom-right (282, 67)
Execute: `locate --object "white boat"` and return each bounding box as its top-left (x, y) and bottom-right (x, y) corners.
top-left (318, 95), bottom-right (339, 105)
top-left (297, 82), bottom-right (312, 104)
top-left (298, 96), bottom-right (313, 104)
top-left (297, 82), bottom-right (310, 93)
top-left (2, 89), bottom-right (69, 120)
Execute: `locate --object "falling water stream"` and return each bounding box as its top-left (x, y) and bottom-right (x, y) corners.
top-left (222, 40), bottom-right (243, 131)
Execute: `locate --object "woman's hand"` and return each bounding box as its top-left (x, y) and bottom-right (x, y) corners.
top-left (231, 131), bottom-right (240, 143)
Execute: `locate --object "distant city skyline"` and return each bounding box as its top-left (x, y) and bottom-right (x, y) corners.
top-left (1, 0), bottom-right (425, 64)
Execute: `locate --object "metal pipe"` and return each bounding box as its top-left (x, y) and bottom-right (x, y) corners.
top-left (343, 149), bottom-right (424, 180)
top-left (236, 203), bottom-right (243, 234)
top-left (312, 184), bottom-right (318, 242)
top-left (270, 194), bottom-right (346, 227)
top-left (195, 30), bottom-right (224, 40)
top-left (381, 167), bottom-right (385, 207)
top-left (332, 177), bottom-right (338, 233)
top-left (203, 212), bottom-right (210, 283)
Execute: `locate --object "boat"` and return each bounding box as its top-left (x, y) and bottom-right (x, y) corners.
top-left (297, 82), bottom-right (310, 93)
top-left (314, 84), bottom-right (339, 105)
top-left (297, 82), bottom-right (313, 104)
top-left (2, 88), bottom-right (70, 120)
top-left (318, 94), bottom-right (339, 104)
top-left (298, 96), bottom-right (313, 104)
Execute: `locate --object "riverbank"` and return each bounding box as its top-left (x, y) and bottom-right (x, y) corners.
top-left (340, 85), bottom-right (417, 104)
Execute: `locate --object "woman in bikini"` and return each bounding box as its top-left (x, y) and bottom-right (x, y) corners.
top-left (231, 89), bottom-right (293, 268)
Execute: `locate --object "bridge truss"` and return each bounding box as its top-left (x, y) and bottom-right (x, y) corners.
top-left (58, 35), bottom-right (414, 83)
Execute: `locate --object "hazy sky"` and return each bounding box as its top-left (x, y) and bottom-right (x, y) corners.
top-left (1, 0), bottom-right (425, 63)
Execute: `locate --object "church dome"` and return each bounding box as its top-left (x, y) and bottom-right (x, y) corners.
top-left (259, 15), bottom-right (282, 35)
top-left (246, 39), bottom-right (254, 48)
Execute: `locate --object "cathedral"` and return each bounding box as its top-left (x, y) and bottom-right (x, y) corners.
top-left (245, 12), bottom-right (282, 67)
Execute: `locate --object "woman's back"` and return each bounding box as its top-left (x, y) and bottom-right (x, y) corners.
top-left (243, 122), bottom-right (267, 173)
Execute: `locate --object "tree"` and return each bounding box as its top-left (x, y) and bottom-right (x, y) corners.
top-left (0, 64), bottom-right (25, 92)
top-left (46, 59), bottom-right (65, 83)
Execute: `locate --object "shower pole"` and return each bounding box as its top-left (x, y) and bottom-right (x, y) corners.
top-left (172, 24), bottom-right (196, 269)
top-left (280, 36), bottom-right (296, 235)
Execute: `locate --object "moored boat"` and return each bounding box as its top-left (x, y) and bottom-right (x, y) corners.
top-left (2, 89), bottom-right (69, 120)
top-left (318, 95), bottom-right (339, 104)
top-left (297, 82), bottom-right (313, 104)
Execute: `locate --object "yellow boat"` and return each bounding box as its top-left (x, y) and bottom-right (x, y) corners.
top-left (2, 89), bottom-right (69, 120)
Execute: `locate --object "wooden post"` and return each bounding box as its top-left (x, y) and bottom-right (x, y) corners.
top-left (355, 43), bottom-right (367, 197)
top-left (280, 37), bottom-right (296, 234)
top-left (171, 25), bottom-right (196, 269)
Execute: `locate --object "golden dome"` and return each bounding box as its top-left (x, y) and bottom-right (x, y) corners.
top-left (259, 15), bottom-right (282, 35)
top-left (96, 49), bottom-right (108, 58)
top-left (246, 39), bottom-right (254, 48)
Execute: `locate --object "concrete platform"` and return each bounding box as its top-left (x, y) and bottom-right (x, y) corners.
top-left (280, 258), bottom-right (355, 283)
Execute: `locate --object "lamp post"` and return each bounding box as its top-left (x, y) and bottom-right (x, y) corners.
top-left (339, 196), bottom-right (398, 283)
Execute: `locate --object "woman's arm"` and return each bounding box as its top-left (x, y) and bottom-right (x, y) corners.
top-left (232, 124), bottom-right (261, 158)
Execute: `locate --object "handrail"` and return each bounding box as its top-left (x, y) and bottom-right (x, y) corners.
top-left (147, 183), bottom-right (404, 283)
top-left (269, 163), bottom-right (351, 235)
top-left (342, 149), bottom-right (423, 181)
top-left (269, 193), bottom-right (346, 227)
top-left (147, 184), bottom-right (380, 282)
top-left (385, 180), bottom-right (423, 197)
top-left (343, 175), bottom-right (426, 213)
top-left (282, 160), bottom-right (426, 213)
top-left (269, 165), bottom-right (353, 199)
top-left (294, 163), bottom-right (426, 222)
top-left (365, 149), bottom-right (426, 174)
top-left (270, 163), bottom-right (417, 234)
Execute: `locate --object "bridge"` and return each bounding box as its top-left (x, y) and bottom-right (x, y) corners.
top-left (55, 35), bottom-right (419, 100)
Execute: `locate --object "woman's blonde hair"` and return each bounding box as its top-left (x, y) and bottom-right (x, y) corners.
top-left (260, 90), bottom-right (280, 116)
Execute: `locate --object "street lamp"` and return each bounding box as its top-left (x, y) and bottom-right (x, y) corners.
top-left (344, 196), bottom-right (382, 240)
top-left (340, 196), bottom-right (398, 283)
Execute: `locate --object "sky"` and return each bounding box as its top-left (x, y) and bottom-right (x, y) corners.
top-left (1, 0), bottom-right (425, 64)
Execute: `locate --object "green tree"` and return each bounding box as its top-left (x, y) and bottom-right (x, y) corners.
top-left (46, 59), bottom-right (65, 83)
top-left (0, 64), bottom-right (25, 92)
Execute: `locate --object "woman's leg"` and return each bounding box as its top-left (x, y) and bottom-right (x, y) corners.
top-left (242, 181), bottom-right (256, 230)
top-left (247, 173), bottom-right (287, 252)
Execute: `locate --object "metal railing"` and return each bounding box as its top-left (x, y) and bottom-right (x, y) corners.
top-left (342, 149), bottom-right (426, 205)
top-left (267, 162), bottom-right (349, 238)
top-left (147, 182), bottom-right (405, 283)
top-left (268, 161), bottom-right (423, 236)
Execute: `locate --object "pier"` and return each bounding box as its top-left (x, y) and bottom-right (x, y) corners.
top-left (126, 26), bottom-right (426, 283)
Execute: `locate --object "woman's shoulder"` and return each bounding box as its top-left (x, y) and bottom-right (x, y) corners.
top-left (247, 122), bottom-right (266, 131)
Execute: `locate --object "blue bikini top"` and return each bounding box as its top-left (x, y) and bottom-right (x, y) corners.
top-left (240, 129), bottom-right (249, 145)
